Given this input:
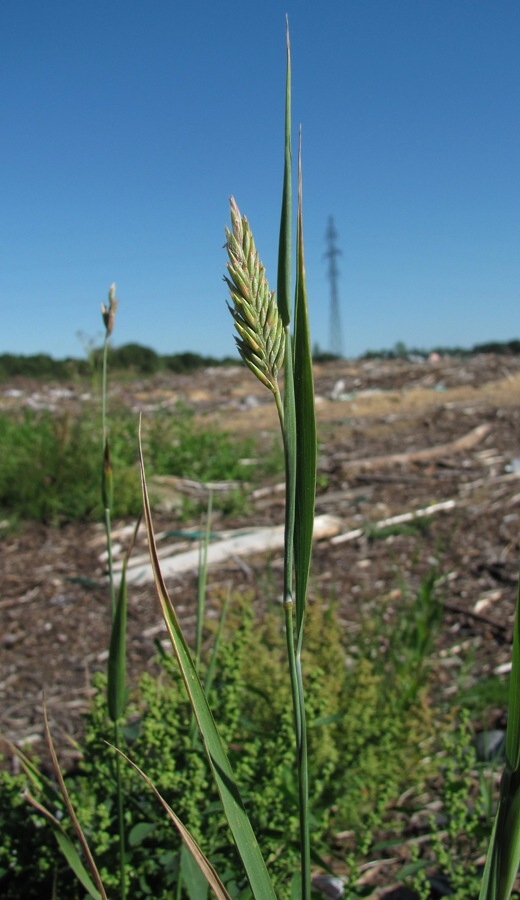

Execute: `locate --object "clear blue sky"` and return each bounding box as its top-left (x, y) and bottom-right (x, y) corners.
top-left (2, 1), bottom-right (520, 361)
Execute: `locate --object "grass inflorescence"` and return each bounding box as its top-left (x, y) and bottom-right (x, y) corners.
top-left (225, 197), bottom-right (285, 400)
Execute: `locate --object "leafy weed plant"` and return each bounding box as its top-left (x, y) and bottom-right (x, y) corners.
top-left (0, 597), bottom-right (445, 898)
top-left (0, 404), bottom-right (275, 524)
top-left (0, 407), bottom-right (140, 523)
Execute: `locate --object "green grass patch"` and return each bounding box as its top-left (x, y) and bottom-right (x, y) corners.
top-left (458, 673), bottom-right (510, 716)
top-left (0, 404), bottom-right (280, 525)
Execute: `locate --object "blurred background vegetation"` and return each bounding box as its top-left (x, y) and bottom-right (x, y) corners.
top-left (1, 337), bottom-right (520, 381)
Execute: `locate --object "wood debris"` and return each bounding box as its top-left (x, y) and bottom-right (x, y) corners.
top-left (331, 499), bottom-right (457, 546)
top-left (119, 514), bottom-right (342, 586)
top-left (340, 423), bottom-right (491, 473)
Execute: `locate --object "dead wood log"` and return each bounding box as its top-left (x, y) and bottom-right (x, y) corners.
top-left (442, 600), bottom-right (508, 633)
top-left (340, 423), bottom-right (491, 474)
top-left (331, 499), bottom-right (457, 545)
top-left (118, 514), bottom-right (343, 586)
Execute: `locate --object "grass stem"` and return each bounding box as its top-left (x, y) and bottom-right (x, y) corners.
top-left (101, 284), bottom-right (127, 898)
top-left (114, 721), bottom-right (126, 900)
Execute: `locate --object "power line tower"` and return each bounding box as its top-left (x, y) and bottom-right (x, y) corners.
top-left (324, 216), bottom-right (343, 357)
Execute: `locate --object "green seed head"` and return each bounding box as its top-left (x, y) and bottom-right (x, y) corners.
top-left (224, 198), bottom-right (285, 393)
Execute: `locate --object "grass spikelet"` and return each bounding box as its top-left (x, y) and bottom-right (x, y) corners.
top-left (101, 282), bottom-right (118, 336)
top-left (224, 197), bottom-right (285, 394)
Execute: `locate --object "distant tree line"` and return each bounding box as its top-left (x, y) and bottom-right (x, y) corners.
top-left (473, 339), bottom-right (520, 355)
top-left (100, 343), bottom-right (237, 375)
top-left (360, 338), bottom-right (520, 361)
top-left (0, 344), bottom-right (237, 380)
top-left (1, 338), bottom-right (520, 380)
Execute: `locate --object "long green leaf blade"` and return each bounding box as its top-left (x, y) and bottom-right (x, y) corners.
top-left (138, 425), bottom-right (276, 900)
top-left (479, 811), bottom-right (499, 900)
top-left (24, 794), bottom-right (104, 900)
top-left (292, 137), bottom-right (315, 900)
top-left (54, 831), bottom-right (103, 900)
top-left (107, 571), bottom-right (128, 722)
top-left (480, 572), bottom-right (520, 899)
top-left (107, 519), bottom-right (139, 722)
top-left (293, 132), bottom-right (317, 644)
top-left (196, 491), bottom-right (213, 671)
top-left (506, 575), bottom-right (520, 771)
top-left (110, 746), bottom-right (232, 900)
top-left (279, 20), bottom-right (297, 612)
top-left (4, 735), bottom-right (105, 899)
top-left (277, 17), bottom-right (292, 327)
top-left (41, 704), bottom-right (108, 899)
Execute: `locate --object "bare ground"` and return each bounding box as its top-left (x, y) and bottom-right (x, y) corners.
top-left (2, 353), bottom-right (520, 896)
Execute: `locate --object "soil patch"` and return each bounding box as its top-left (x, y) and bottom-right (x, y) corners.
top-left (1, 353), bottom-right (520, 895)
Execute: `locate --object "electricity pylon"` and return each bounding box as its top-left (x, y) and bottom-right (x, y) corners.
top-left (324, 216), bottom-right (343, 357)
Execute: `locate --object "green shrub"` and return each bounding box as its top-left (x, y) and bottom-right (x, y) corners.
top-left (0, 594), bottom-right (447, 898)
top-left (0, 404), bottom-right (280, 525)
top-left (0, 768), bottom-right (62, 899)
top-left (404, 715), bottom-right (491, 900)
top-left (0, 408), bottom-right (141, 523)
top-left (142, 406), bottom-right (259, 483)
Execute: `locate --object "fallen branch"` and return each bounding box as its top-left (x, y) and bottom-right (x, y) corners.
top-left (341, 423), bottom-right (491, 473)
top-left (149, 474), bottom-right (242, 496)
top-left (331, 499), bottom-right (457, 546)
top-left (442, 600), bottom-right (508, 633)
top-left (119, 514), bottom-right (342, 586)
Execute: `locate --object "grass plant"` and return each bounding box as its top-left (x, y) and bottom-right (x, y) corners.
top-left (7, 286), bottom-right (134, 898)
top-left (222, 24), bottom-right (316, 896)
top-left (2, 26), bottom-right (318, 897)
top-left (100, 286), bottom-right (130, 899)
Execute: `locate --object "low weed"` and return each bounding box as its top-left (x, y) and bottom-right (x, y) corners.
top-left (0, 408), bottom-right (139, 523)
top-left (404, 715), bottom-right (492, 900)
top-left (142, 405), bottom-right (281, 485)
top-left (460, 674), bottom-right (511, 721)
top-left (0, 404), bottom-right (278, 525)
top-left (0, 597), bottom-right (446, 898)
